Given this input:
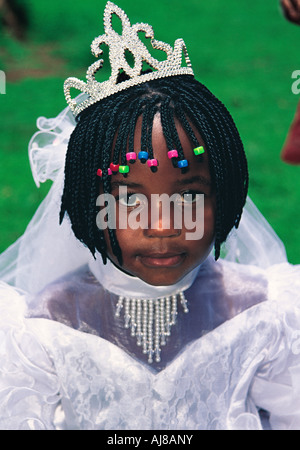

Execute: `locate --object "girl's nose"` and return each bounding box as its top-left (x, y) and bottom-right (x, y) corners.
top-left (144, 195), bottom-right (181, 238)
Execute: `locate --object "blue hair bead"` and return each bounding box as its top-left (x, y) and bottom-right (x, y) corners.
top-left (138, 151), bottom-right (149, 163)
top-left (177, 159), bottom-right (188, 168)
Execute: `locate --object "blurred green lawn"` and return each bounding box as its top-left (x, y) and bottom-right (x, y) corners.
top-left (1, 0), bottom-right (300, 263)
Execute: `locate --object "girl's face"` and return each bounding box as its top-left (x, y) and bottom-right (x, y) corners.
top-left (102, 114), bottom-right (215, 286)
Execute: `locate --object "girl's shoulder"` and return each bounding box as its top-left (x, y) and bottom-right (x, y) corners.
top-left (204, 256), bottom-right (300, 300)
top-left (195, 257), bottom-right (300, 320)
top-left (28, 265), bottom-right (106, 333)
top-left (195, 256), bottom-right (268, 309)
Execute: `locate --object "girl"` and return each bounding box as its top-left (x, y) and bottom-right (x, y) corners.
top-left (0, 1), bottom-right (300, 430)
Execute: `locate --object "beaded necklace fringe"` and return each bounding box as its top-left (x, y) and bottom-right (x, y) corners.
top-left (115, 292), bottom-right (189, 363)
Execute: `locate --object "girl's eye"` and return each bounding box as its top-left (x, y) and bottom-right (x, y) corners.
top-left (180, 191), bottom-right (203, 204)
top-left (118, 193), bottom-right (141, 207)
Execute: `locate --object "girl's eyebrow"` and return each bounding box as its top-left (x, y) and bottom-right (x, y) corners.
top-left (178, 175), bottom-right (212, 187)
top-left (110, 180), bottom-right (144, 190)
top-left (110, 176), bottom-right (212, 191)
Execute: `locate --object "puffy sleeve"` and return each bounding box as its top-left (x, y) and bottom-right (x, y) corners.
top-left (250, 263), bottom-right (300, 430)
top-left (0, 282), bottom-right (61, 430)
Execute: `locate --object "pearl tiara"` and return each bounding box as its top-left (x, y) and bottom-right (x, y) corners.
top-left (64, 1), bottom-right (194, 116)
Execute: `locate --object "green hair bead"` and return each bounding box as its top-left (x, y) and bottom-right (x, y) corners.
top-left (193, 146), bottom-right (205, 156)
top-left (119, 165), bottom-right (130, 174)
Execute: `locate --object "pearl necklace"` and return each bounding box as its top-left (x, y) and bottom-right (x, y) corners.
top-left (115, 292), bottom-right (189, 363)
top-left (88, 254), bottom-right (199, 364)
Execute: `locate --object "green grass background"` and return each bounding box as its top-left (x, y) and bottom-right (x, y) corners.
top-left (1, 0), bottom-right (300, 263)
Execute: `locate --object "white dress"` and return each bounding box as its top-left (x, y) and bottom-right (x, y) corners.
top-left (0, 254), bottom-right (300, 430)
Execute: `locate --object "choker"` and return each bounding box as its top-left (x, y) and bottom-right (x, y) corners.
top-left (89, 255), bottom-right (199, 363)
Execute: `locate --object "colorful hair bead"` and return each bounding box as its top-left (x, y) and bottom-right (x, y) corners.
top-left (119, 165), bottom-right (130, 174)
top-left (167, 150), bottom-right (178, 159)
top-left (177, 159), bottom-right (188, 169)
top-left (167, 149), bottom-right (179, 168)
top-left (193, 146), bottom-right (205, 156)
top-left (97, 168), bottom-right (113, 177)
top-left (146, 159), bottom-right (158, 168)
top-left (126, 152), bottom-right (137, 163)
top-left (147, 158), bottom-right (158, 172)
top-left (110, 163), bottom-right (120, 174)
top-left (138, 151), bottom-right (149, 163)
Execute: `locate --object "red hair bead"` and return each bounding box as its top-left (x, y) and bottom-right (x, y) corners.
top-left (110, 163), bottom-right (119, 173)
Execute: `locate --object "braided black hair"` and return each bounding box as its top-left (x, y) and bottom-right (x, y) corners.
top-left (60, 74), bottom-right (248, 263)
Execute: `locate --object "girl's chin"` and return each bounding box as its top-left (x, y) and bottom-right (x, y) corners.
top-left (131, 267), bottom-right (189, 287)
top-left (108, 254), bottom-right (198, 287)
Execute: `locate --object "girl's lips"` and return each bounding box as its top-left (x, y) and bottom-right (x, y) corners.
top-left (138, 253), bottom-right (186, 267)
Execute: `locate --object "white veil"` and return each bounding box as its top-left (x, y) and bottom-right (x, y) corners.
top-left (0, 103), bottom-right (288, 296)
top-left (0, 105), bottom-right (92, 295)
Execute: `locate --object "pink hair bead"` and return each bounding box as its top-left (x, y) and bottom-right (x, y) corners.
top-left (126, 152), bottom-right (137, 163)
top-left (147, 158), bottom-right (158, 172)
top-left (167, 150), bottom-right (178, 159)
top-left (147, 159), bottom-right (158, 167)
top-left (107, 168), bottom-right (113, 175)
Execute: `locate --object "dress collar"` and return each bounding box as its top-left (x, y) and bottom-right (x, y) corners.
top-left (88, 253), bottom-right (200, 299)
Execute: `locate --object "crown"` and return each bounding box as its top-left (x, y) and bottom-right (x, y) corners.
top-left (64, 1), bottom-right (194, 116)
